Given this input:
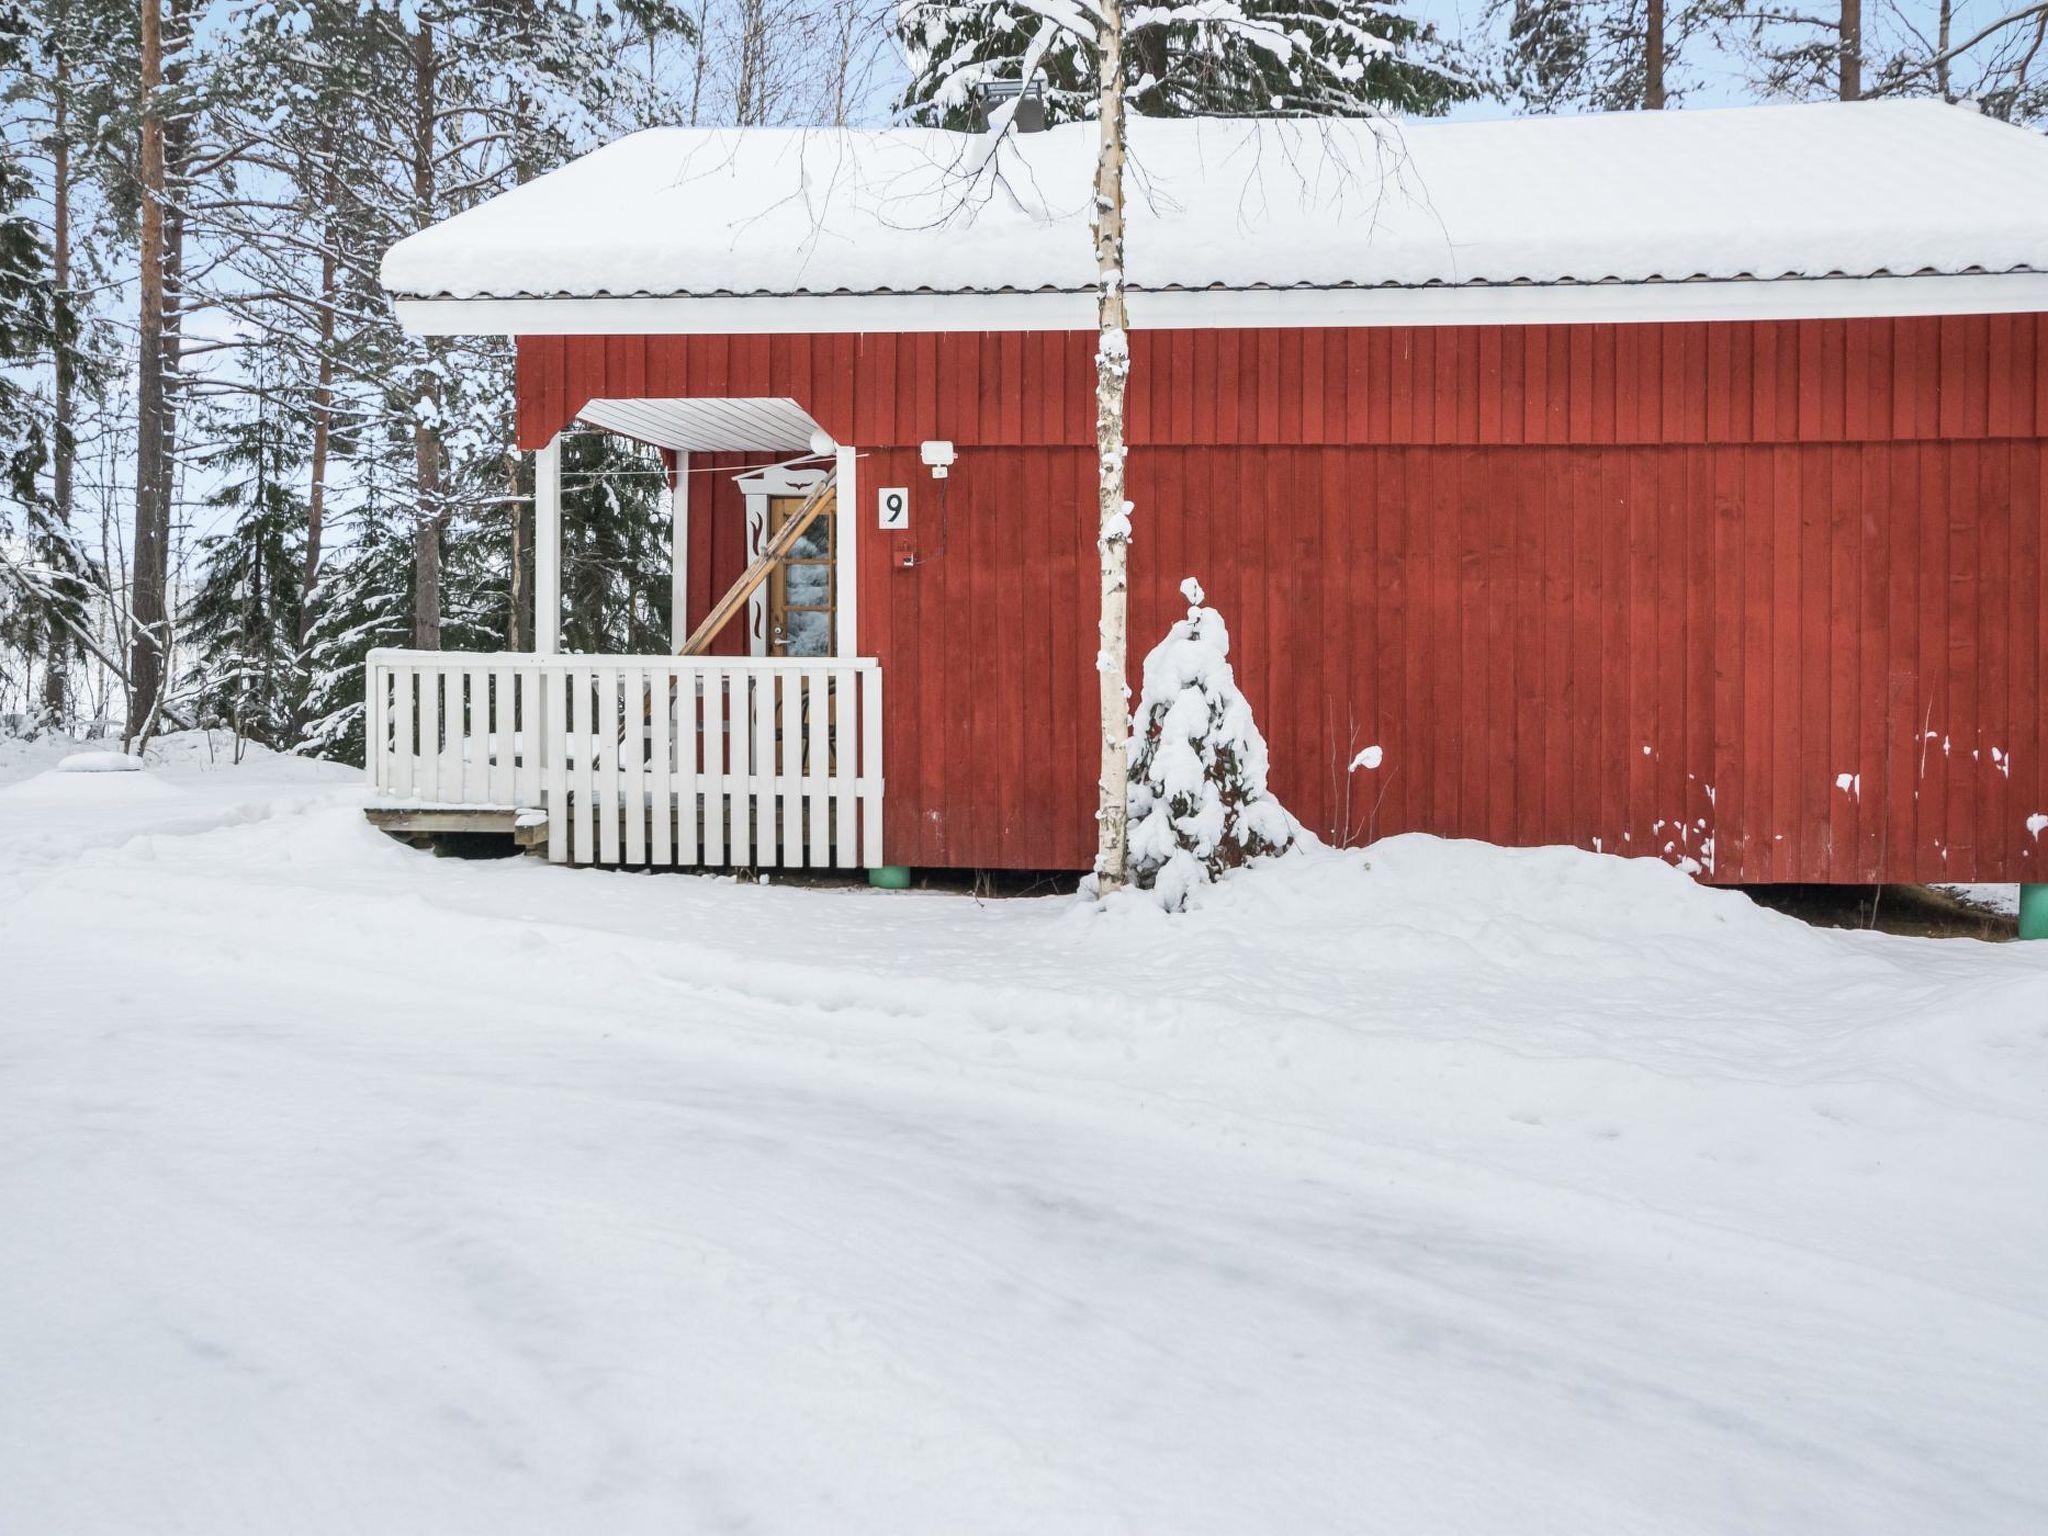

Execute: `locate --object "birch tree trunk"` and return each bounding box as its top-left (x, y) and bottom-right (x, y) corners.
top-left (1091, 0), bottom-right (1131, 891)
top-left (128, 0), bottom-right (169, 738)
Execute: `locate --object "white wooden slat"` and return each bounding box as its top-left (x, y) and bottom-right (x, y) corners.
top-left (391, 665), bottom-right (414, 798)
top-left (365, 661), bottom-right (381, 792)
top-left (449, 666), bottom-right (468, 801)
top-left (429, 670), bottom-right (454, 801)
top-left (365, 661), bottom-right (385, 793)
top-left (744, 669), bottom-right (760, 868)
top-left (595, 667), bottom-right (619, 864)
top-left (489, 665), bottom-right (513, 805)
top-left (545, 669), bottom-right (568, 864)
top-left (427, 669), bottom-right (446, 800)
top-left (464, 664), bottom-right (489, 803)
top-left (860, 666), bottom-right (883, 868)
top-left (753, 670), bottom-right (776, 865)
top-left (572, 666), bottom-right (594, 863)
top-left (444, 667), bottom-right (466, 802)
top-left (443, 669), bottom-right (461, 799)
top-left (380, 661), bottom-right (396, 795)
top-left (515, 664), bottom-right (541, 808)
top-left (775, 670), bottom-right (797, 865)
top-left (622, 666), bottom-right (647, 865)
top-left (729, 672), bottom-right (751, 866)
top-left (650, 668), bottom-right (672, 865)
top-left (804, 667), bottom-right (827, 867)
top-left (703, 668), bottom-right (725, 864)
top-left (833, 671), bottom-right (856, 868)
top-left (420, 669), bottom-right (439, 799)
top-left (676, 671), bottom-right (699, 864)
top-left (761, 669), bottom-right (777, 866)
top-left (729, 670), bottom-right (748, 868)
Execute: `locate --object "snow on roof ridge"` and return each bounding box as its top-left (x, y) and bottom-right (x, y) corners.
top-left (382, 102), bottom-right (2048, 309)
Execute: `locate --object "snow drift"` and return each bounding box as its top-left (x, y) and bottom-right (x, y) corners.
top-left (2, 739), bottom-right (2045, 1534)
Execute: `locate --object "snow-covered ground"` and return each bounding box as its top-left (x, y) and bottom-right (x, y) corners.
top-left (3, 736), bottom-right (2046, 1534)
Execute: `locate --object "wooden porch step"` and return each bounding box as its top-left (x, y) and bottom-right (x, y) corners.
top-left (364, 805), bottom-right (549, 850)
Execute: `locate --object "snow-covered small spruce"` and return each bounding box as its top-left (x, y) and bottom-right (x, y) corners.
top-left (1125, 578), bottom-right (1296, 909)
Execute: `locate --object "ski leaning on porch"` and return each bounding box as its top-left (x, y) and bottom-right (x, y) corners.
top-left (366, 650), bottom-right (883, 869)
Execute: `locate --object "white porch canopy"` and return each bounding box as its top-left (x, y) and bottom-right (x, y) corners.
top-left (576, 396), bottom-right (823, 455)
top-left (535, 395), bottom-right (851, 662)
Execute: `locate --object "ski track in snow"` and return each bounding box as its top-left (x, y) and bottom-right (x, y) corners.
top-left (3, 737), bottom-right (2047, 1534)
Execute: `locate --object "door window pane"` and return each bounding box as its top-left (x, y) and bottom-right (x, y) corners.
top-left (784, 609), bottom-right (832, 656)
top-left (786, 563), bottom-right (831, 605)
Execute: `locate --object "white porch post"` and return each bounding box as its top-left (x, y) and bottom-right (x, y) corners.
top-left (835, 442), bottom-right (858, 658)
top-left (535, 434), bottom-right (561, 655)
top-left (669, 451), bottom-right (690, 650)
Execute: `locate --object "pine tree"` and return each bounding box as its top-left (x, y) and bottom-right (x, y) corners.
top-left (0, 0), bottom-right (89, 731)
top-left (1492, 0), bottom-right (1687, 110)
top-left (900, 0), bottom-right (1471, 123)
top-left (2, 0), bottom-right (133, 732)
top-left (0, 0), bottom-right (53, 508)
top-left (1126, 578), bottom-right (1297, 911)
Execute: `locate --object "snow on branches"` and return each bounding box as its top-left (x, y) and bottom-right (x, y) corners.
top-left (1125, 576), bottom-right (1297, 910)
top-left (896, 0), bottom-right (1468, 127)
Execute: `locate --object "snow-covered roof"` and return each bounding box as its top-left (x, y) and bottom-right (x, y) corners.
top-left (384, 102), bottom-right (2048, 333)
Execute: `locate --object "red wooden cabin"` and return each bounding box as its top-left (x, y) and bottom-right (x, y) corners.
top-left (373, 102), bottom-right (2048, 886)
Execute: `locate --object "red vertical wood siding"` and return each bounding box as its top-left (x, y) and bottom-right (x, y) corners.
top-left (518, 317), bottom-right (2048, 883)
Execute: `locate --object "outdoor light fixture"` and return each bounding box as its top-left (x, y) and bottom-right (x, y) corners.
top-left (920, 440), bottom-right (956, 478)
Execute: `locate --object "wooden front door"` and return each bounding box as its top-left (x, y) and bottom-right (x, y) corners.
top-left (767, 491), bottom-right (835, 657)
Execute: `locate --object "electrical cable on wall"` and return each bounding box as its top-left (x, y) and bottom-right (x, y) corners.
top-left (899, 475), bottom-right (950, 569)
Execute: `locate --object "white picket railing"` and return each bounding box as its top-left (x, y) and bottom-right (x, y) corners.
top-left (365, 650), bottom-right (884, 869)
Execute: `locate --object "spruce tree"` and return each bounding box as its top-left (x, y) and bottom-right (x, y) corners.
top-left (559, 433), bottom-right (673, 655)
top-left (299, 479), bottom-right (418, 765)
top-left (1126, 578), bottom-right (1297, 911)
top-left (184, 405), bottom-right (308, 750)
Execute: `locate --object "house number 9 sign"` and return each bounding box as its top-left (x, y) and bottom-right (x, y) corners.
top-left (878, 486), bottom-right (910, 530)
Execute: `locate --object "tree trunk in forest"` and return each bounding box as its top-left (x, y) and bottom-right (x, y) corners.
top-left (1839, 0), bottom-right (1862, 98)
top-left (413, 415), bottom-right (446, 651)
top-left (161, 0), bottom-right (190, 530)
top-left (46, 36), bottom-right (74, 725)
top-left (507, 451), bottom-right (529, 651)
top-left (128, 0), bottom-right (168, 738)
top-left (1936, 0), bottom-right (1953, 96)
top-left (1092, 0), bottom-right (1131, 892)
top-left (299, 127), bottom-right (339, 658)
top-left (1132, 28), bottom-right (1168, 114)
top-left (1645, 0), bottom-right (1666, 108)
top-left (505, 40), bottom-right (535, 655)
top-left (410, 24), bottom-right (445, 651)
